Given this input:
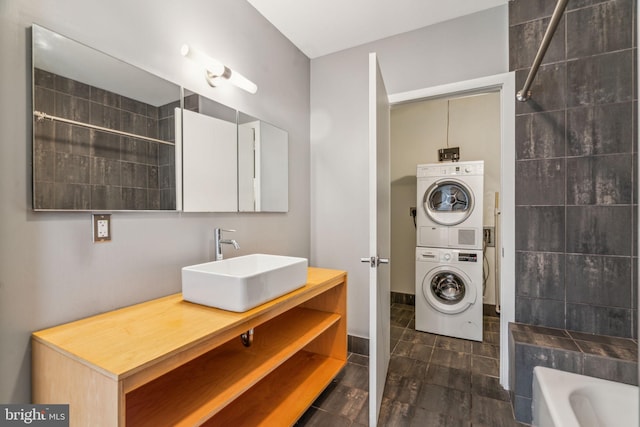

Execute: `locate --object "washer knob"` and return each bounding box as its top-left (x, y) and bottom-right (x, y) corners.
top-left (465, 166), bottom-right (471, 173)
top-left (443, 253), bottom-right (451, 261)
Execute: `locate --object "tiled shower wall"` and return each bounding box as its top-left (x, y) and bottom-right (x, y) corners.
top-left (33, 69), bottom-right (178, 210)
top-left (510, 0), bottom-right (637, 338)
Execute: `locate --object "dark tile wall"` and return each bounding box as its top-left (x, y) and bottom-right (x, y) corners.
top-left (348, 335), bottom-right (370, 356)
top-left (390, 291), bottom-right (416, 306)
top-left (33, 69), bottom-right (179, 210)
top-left (510, 0), bottom-right (637, 338)
top-left (509, 322), bottom-right (638, 423)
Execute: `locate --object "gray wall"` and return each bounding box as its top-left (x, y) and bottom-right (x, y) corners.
top-left (0, 0), bottom-right (310, 403)
top-left (511, 0), bottom-right (637, 338)
top-left (310, 6), bottom-right (509, 338)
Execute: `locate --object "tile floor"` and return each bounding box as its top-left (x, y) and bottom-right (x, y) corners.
top-left (297, 303), bottom-right (528, 426)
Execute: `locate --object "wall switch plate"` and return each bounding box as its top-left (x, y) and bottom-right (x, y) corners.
top-left (93, 214), bottom-right (111, 242)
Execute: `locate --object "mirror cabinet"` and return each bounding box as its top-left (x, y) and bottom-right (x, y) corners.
top-left (238, 113), bottom-right (288, 212)
top-left (32, 24), bottom-right (288, 213)
top-left (32, 24), bottom-right (181, 211)
top-left (180, 91), bottom-right (238, 212)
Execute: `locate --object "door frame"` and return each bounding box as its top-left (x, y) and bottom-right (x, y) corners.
top-left (388, 71), bottom-right (516, 388)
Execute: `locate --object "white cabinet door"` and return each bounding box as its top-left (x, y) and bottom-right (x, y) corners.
top-left (182, 109), bottom-right (237, 212)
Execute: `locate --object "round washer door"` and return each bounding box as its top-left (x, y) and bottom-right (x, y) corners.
top-left (422, 179), bottom-right (474, 226)
top-left (421, 265), bottom-right (477, 314)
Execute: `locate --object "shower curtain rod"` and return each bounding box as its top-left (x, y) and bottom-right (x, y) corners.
top-left (516, 0), bottom-right (569, 102)
top-left (33, 110), bottom-right (175, 146)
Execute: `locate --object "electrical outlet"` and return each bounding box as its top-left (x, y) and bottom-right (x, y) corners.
top-left (438, 147), bottom-right (460, 162)
top-left (93, 214), bottom-right (111, 242)
top-left (483, 226), bottom-right (495, 247)
top-left (409, 207), bottom-right (417, 217)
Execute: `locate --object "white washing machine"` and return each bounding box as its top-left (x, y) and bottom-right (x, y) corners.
top-left (415, 247), bottom-right (483, 341)
top-left (416, 161), bottom-right (484, 249)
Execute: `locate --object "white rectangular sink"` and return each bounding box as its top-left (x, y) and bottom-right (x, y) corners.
top-left (181, 254), bottom-right (308, 312)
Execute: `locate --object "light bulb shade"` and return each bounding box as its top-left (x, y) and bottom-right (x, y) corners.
top-left (227, 70), bottom-right (258, 94)
top-left (181, 44), bottom-right (257, 94)
top-left (181, 44), bottom-right (225, 77)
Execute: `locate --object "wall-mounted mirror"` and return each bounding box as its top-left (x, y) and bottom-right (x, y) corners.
top-left (238, 113), bottom-right (288, 212)
top-left (179, 92), bottom-right (289, 213)
top-left (32, 24), bottom-right (181, 211)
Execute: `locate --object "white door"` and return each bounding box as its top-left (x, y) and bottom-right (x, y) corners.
top-left (365, 52), bottom-right (391, 426)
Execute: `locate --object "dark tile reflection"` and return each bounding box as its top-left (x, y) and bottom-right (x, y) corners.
top-left (33, 68), bottom-right (177, 210)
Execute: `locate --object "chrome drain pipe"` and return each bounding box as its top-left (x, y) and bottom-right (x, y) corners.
top-left (240, 328), bottom-right (254, 347)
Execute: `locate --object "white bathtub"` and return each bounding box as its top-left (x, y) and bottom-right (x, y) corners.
top-left (532, 366), bottom-right (638, 427)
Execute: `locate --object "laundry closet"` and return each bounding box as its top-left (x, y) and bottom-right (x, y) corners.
top-left (390, 92), bottom-right (502, 334)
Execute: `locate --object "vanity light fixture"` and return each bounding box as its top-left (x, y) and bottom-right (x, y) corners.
top-left (181, 44), bottom-right (257, 94)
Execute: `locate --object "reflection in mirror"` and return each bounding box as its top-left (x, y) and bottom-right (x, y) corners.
top-left (238, 113), bottom-right (288, 212)
top-left (32, 24), bottom-right (181, 211)
top-left (180, 91), bottom-right (238, 212)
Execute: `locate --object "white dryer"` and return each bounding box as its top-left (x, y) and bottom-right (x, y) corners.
top-left (416, 161), bottom-right (484, 249)
top-left (415, 247), bottom-right (483, 341)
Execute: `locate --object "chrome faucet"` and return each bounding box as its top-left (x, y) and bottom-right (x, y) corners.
top-left (214, 228), bottom-right (239, 261)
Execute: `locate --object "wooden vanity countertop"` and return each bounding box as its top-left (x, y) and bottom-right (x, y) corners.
top-left (32, 267), bottom-right (346, 381)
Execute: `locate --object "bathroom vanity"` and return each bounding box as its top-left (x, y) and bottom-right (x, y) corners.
top-left (32, 267), bottom-right (347, 426)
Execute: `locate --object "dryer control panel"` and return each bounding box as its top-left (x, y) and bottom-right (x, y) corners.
top-left (417, 160), bottom-right (484, 178)
top-left (416, 248), bottom-right (480, 263)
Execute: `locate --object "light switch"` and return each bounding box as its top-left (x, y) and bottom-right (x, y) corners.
top-left (93, 214), bottom-right (111, 242)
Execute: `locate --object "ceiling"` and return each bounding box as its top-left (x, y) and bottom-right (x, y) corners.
top-left (247, 0), bottom-right (508, 58)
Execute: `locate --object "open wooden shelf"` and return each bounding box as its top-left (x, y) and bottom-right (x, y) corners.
top-left (204, 351), bottom-right (344, 426)
top-left (125, 308), bottom-right (340, 426)
top-left (32, 267), bottom-right (347, 426)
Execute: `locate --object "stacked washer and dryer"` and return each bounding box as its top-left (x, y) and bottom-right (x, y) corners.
top-left (415, 161), bottom-right (484, 342)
